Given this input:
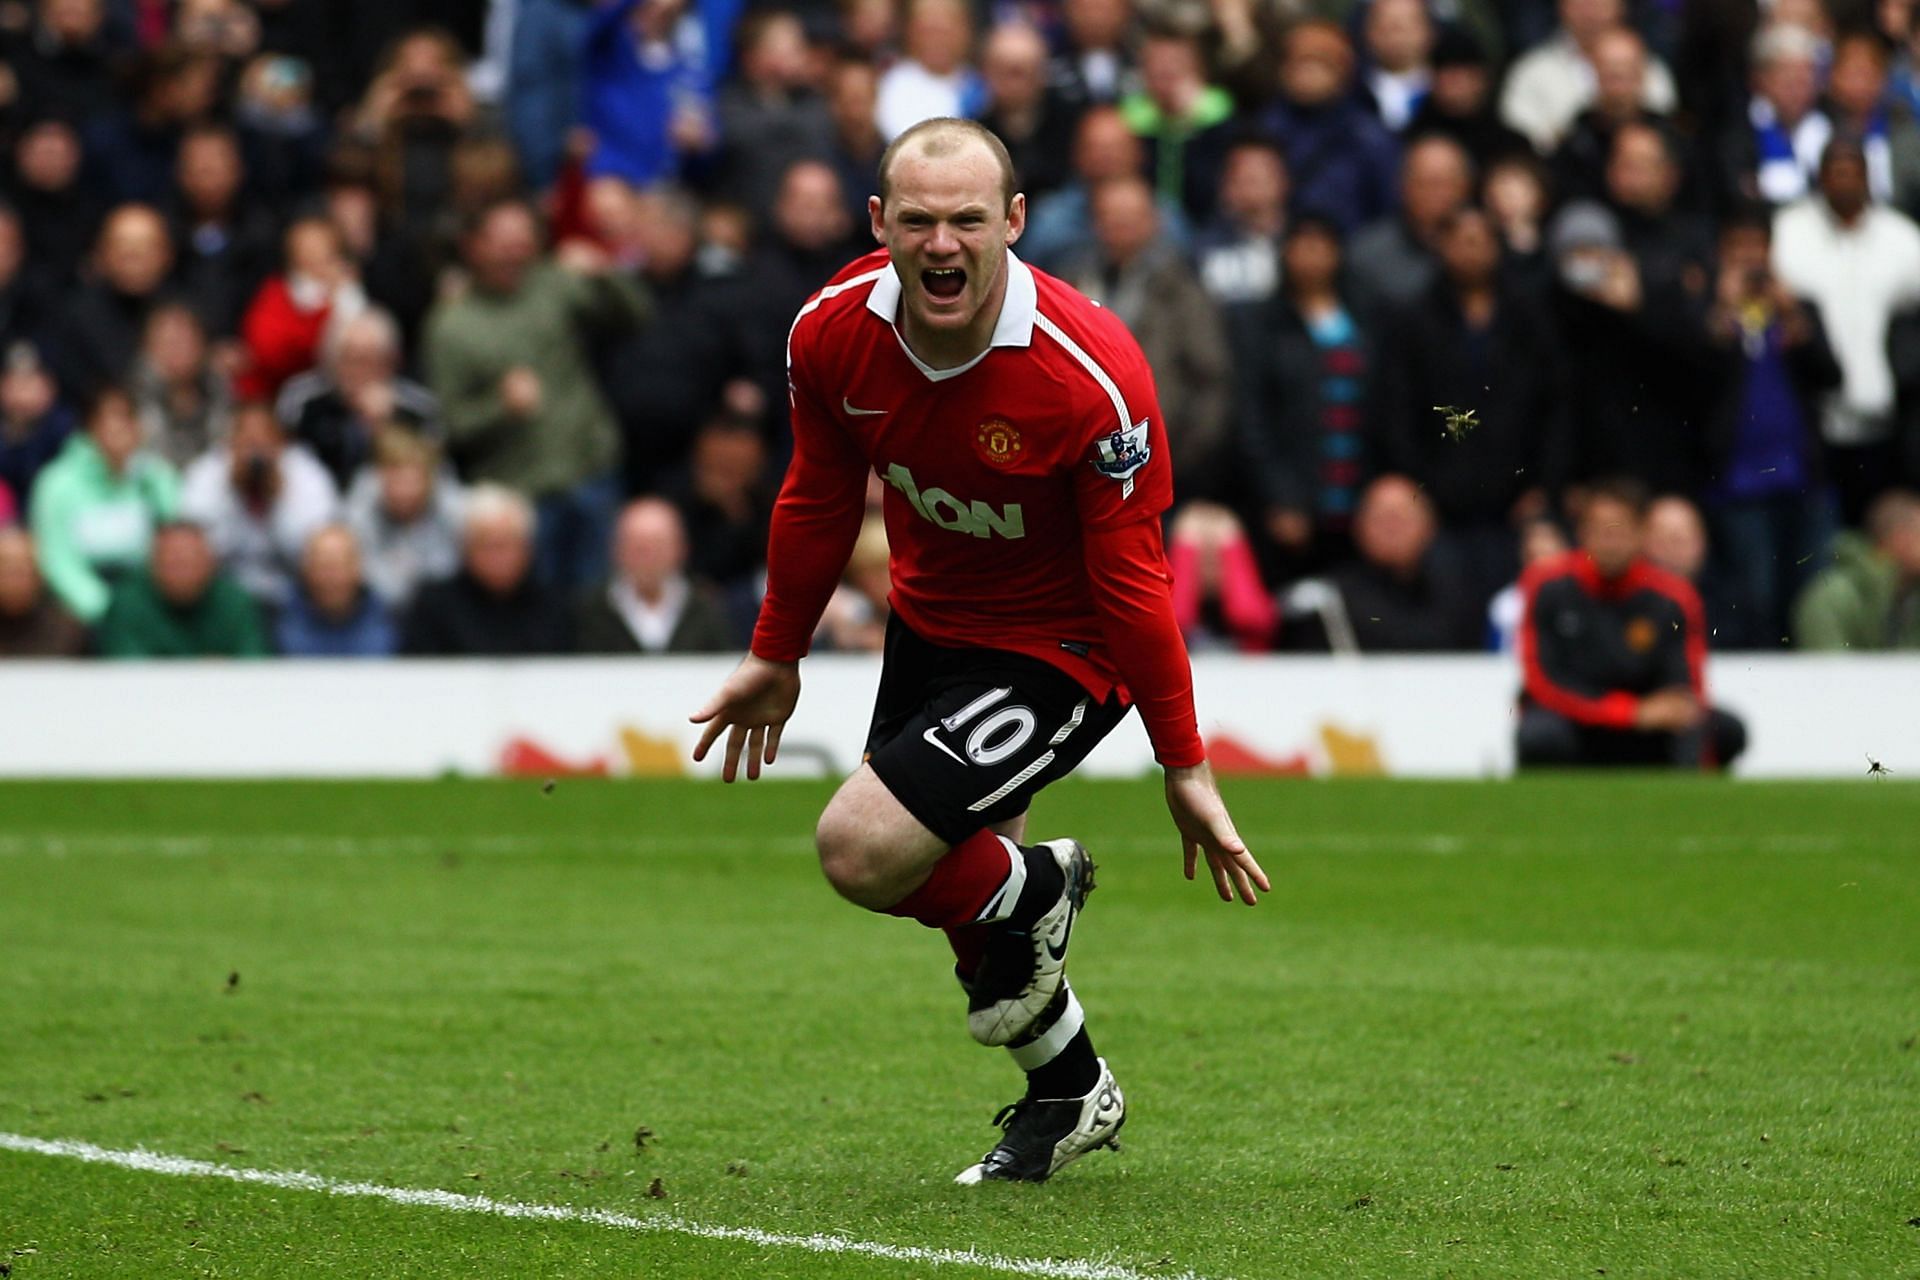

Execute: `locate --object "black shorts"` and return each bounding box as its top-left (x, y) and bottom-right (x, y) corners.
top-left (864, 614), bottom-right (1129, 847)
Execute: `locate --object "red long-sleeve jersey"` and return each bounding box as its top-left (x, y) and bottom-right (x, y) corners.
top-left (750, 248), bottom-right (1206, 767)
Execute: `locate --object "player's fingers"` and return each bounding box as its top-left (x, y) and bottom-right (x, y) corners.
top-left (1226, 854), bottom-right (1261, 906)
top-left (722, 724), bottom-right (746, 783)
top-left (692, 715), bottom-right (729, 762)
top-left (1207, 849), bottom-right (1233, 902)
top-left (1238, 850), bottom-right (1272, 893)
top-left (764, 723), bottom-right (783, 766)
top-left (1183, 838), bottom-right (1198, 881)
top-left (688, 698), bottom-right (718, 725)
top-left (745, 727), bottom-right (765, 781)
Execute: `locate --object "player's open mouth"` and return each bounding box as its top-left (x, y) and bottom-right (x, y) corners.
top-left (922, 267), bottom-right (967, 300)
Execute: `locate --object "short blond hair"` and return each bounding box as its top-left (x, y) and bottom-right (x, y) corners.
top-left (876, 117), bottom-right (1016, 212)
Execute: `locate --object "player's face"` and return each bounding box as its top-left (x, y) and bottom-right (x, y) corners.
top-left (872, 143), bottom-right (1025, 339)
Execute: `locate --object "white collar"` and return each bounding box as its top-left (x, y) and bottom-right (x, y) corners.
top-left (865, 250), bottom-right (1037, 381)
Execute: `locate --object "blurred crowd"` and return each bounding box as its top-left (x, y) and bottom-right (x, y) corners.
top-left (1, 0), bottom-right (1919, 662)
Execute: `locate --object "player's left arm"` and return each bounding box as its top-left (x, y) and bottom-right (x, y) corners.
top-left (1071, 354), bottom-right (1270, 905)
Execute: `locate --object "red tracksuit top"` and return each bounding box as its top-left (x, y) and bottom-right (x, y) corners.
top-left (750, 248), bottom-right (1206, 767)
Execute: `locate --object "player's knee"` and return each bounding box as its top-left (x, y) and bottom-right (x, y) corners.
top-left (814, 809), bottom-right (892, 906)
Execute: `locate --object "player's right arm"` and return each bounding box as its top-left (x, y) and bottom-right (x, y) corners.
top-left (690, 316), bottom-right (869, 781)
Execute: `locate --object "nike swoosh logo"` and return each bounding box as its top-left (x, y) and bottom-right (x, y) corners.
top-left (843, 398), bottom-right (888, 416)
top-left (922, 726), bottom-right (966, 765)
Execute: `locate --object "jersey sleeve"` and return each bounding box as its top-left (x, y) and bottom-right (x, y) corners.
top-left (748, 317), bottom-right (870, 663)
top-left (1067, 325), bottom-right (1202, 767)
top-left (1068, 331), bottom-right (1175, 532)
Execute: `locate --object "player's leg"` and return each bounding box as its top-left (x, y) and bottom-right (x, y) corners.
top-left (813, 764), bottom-right (1089, 1030)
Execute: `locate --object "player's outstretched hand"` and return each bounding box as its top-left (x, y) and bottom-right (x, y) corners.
top-left (689, 654), bottom-right (802, 782)
top-left (1164, 761), bottom-right (1270, 905)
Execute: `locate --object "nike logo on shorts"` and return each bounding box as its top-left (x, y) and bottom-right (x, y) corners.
top-left (922, 725), bottom-right (966, 765)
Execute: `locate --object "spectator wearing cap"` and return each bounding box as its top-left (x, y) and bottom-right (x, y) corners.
top-left (0, 526), bottom-right (89, 658)
top-left (129, 302), bottom-right (233, 469)
top-left (1793, 488), bottom-right (1920, 648)
top-left (0, 342), bottom-right (75, 506)
top-left (1347, 134), bottom-right (1473, 323)
top-left (277, 306), bottom-right (439, 492)
top-left (575, 498), bottom-right (732, 654)
top-left (1193, 137), bottom-right (1289, 312)
top-left (1725, 24), bottom-right (1831, 208)
top-left (1259, 21), bottom-right (1399, 234)
top-left (1229, 216), bottom-right (1371, 574)
top-left (29, 386), bottom-right (180, 624)
top-left (975, 23), bottom-right (1078, 203)
top-left (1120, 27), bottom-right (1235, 224)
top-left (1550, 140), bottom-right (1720, 498)
top-left (1360, 0), bottom-right (1435, 134)
top-left (424, 198), bottom-right (649, 591)
top-left (1370, 206), bottom-right (1569, 614)
top-left (180, 401), bottom-right (340, 609)
top-left (344, 431), bottom-right (465, 611)
top-left (96, 519), bottom-right (268, 658)
top-left (401, 483), bottom-right (573, 656)
top-left (274, 523), bottom-right (398, 657)
top-left (582, 0), bottom-right (744, 185)
top-left (1499, 0), bottom-right (1678, 152)
top-left (1773, 138), bottom-right (1920, 522)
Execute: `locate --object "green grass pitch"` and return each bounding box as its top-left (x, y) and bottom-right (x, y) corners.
top-left (3, 776), bottom-right (1917, 1278)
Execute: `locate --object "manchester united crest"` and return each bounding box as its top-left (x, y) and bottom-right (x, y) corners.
top-left (1625, 616), bottom-right (1657, 652)
top-left (974, 418), bottom-right (1023, 468)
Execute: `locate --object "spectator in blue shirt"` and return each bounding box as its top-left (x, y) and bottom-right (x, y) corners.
top-left (582, 0), bottom-right (745, 186)
top-left (274, 523), bottom-right (399, 657)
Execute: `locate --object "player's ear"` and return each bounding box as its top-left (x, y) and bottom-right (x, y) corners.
top-left (1005, 192), bottom-right (1026, 246)
top-left (868, 194), bottom-right (885, 245)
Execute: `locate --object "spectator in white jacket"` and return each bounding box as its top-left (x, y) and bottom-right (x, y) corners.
top-left (1773, 137), bottom-right (1920, 522)
top-left (180, 401), bottom-right (339, 608)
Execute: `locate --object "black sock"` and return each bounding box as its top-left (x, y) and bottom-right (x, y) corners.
top-left (1006, 843), bottom-right (1064, 926)
top-left (1024, 1027), bottom-right (1099, 1098)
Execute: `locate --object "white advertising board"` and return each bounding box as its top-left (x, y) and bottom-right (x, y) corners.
top-left (0, 654), bottom-right (1910, 779)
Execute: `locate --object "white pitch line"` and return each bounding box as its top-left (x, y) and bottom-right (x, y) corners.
top-left (0, 1133), bottom-right (1205, 1280)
